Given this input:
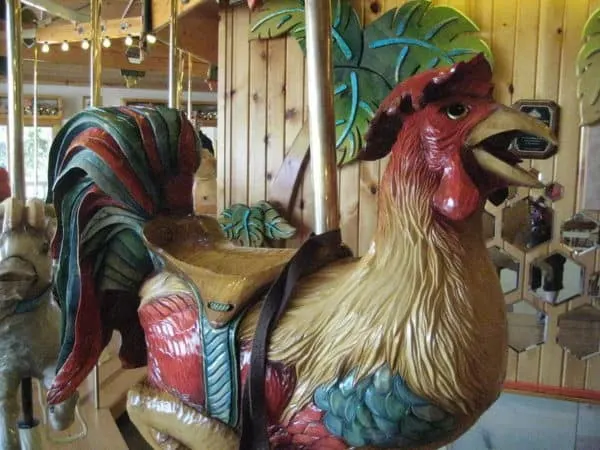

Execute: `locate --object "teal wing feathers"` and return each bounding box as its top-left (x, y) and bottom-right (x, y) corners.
top-left (313, 365), bottom-right (457, 447)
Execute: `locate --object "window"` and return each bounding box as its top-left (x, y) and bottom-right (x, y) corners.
top-left (0, 125), bottom-right (53, 199)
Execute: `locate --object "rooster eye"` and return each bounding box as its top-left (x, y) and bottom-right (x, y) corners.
top-left (444, 103), bottom-right (469, 120)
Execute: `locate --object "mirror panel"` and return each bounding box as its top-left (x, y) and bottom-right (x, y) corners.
top-left (488, 246), bottom-right (520, 294)
top-left (578, 126), bottom-right (600, 211)
top-left (529, 253), bottom-right (585, 305)
top-left (502, 197), bottom-right (553, 251)
top-left (507, 299), bottom-right (548, 352)
top-left (557, 304), bottom-right (600, 359)
top-left (560, 212), bottom-right (599, 255)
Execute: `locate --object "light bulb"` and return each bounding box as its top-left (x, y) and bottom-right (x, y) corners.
top-left (125, 34), bottom-right (133, 46)
top-left (102, 36), bottom-right (111, 48)
top-left (146, 33), bottom-right (156, 44)
top-left (81, 39), bottom-right (90, 50)
top-left (61, 40), bottom-right (69, 51)
top-left (41, 42), bottom-right (50, 53)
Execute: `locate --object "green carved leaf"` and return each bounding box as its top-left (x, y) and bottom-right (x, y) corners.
top-left (362, 0), bottom-right (493, 87)
top-left (249, 0), bottom-right (306, 40)
top-left (250, 0), bottom-right (363, 67)
top-left (258, 201), bottom-right (296, 240)
top-left (334, 67), bottom-right (390, 165)
top-left (218, 204), bottom-right (265, 247)
top-left (577, 8), bottom-right (600, 126)
top-left (292, 0), bottom-right (364, 66)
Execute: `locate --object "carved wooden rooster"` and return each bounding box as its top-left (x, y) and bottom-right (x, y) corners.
top-left (47, 55), bottom-right (555, 449)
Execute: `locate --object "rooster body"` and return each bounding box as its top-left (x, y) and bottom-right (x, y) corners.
top-left (48, 56), bottom-right (555, 449)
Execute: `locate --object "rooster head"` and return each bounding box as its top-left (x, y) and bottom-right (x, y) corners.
top-left (359, 54), bottom-right (556, 222)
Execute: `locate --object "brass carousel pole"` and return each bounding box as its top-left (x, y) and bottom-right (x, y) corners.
top-left (90, 0), bottom-right (102, 410)
top-left (177, 49), bottom-right (185, 109)
top-left (6, 0), bottom-right (25, 200)
top-left (168, 0), bottom-right (179, 108)
top-left (304, 0), bottom-right (339, 233)
top-left (33, 47), bottom-right (38, 196)
top-left (6, 2), bottom-right (41, 443)
top-left (187, 53), bottom-right (193, 119)
top-left (90, 0), bottom-right (102, 107)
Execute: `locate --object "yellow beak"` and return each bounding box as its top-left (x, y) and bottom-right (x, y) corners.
top-left (465, 106), bottom-right (557, 188)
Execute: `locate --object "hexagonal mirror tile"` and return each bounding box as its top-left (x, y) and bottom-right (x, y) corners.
top-left (502, 196), bottom-right (553, 251)
top-left (560, 212), bottom-right (599, 255)
top-left (483, 211), bottom-right (495, 241)
top-left (529, 252), bottom-right (585, 305)
top-left (507, 299), bottom-right (548, 352)
top-left (557, 304), bottom-right (600, 359)
top-left (488, 246), bottom-right (520, 294)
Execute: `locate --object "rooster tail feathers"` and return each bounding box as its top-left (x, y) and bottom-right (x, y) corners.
top-left (47, 106), bottom-right (201, 404)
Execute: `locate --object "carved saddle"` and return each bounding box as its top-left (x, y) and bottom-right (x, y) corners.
top-left (143, 214), bottom-right (351, 449)
top-left (143, 215), bottom-right (296, 328)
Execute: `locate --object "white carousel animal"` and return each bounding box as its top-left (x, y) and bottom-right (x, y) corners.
top-left (0, 197), bottom-right (80, 450)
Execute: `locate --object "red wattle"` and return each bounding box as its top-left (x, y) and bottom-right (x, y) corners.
top-left (433, 152), bottom-right (480, 221)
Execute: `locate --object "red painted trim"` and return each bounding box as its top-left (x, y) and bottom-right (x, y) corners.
top-left (504, 381), bottom-right (600, 403)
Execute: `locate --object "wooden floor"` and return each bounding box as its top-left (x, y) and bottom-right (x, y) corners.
top-left (26, 334), bottom-right (147, 449)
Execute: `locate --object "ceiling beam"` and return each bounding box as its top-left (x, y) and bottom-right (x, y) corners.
top-left (155, 11), bottom-right (218, 63)
top-left (150, 0), bottom-right (213, 32)
top-left (18, 1), bottom-right (219, 65)
top-left (34, 17), bottom-right (143, 43)
top-left (0, 36), bottom-right (210, 76)
top-left (22, 0), bottom-right (89, 24)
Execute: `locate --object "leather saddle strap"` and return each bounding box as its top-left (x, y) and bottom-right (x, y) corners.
top-left (239, 229), bottom-right (351, 450)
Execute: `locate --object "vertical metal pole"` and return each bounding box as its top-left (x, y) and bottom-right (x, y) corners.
top-left (176, 49), bottom-right (185, 110)
top-left (304, 0), bottom-right (339, 234)
top-left (90, 0), bottom-right (102, 107)
top-left (33, 47), bottom-right (38, 197)
top-left (90, 0), bottom-right (102, 410)
top-left (168, 0), bottom-right (179, 108)
top-left (187, 53), bottom-right (193, 119)
top-left (6, 0), bottom-right (25, 200)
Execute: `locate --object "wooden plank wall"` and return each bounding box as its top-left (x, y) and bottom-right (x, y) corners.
top-left (217, 0), bottom-right (600, 396)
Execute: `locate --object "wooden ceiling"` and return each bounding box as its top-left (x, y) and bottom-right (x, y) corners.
top-left (0, 0), bottom-right (220, 90)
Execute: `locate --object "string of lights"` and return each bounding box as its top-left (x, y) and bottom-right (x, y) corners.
top-left (37, 32), bottom-right (157, 53)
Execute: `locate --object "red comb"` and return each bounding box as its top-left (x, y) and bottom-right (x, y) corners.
top-left (382, 54), bottom-right (493, 114)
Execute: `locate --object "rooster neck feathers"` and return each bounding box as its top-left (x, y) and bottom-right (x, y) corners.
top-left (243, 153), bottom-right (506, 420)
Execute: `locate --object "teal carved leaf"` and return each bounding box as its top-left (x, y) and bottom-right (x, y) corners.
top-left (250, 0), bottom-right (364, 67)
top-left (362, 0), bottom-right (493, 87)
top-left (334, 66), bottom-right (390, 165)
top-left (292, 0), bottom-right (364, 66)
top-left (257, 201), bottom-right (296, 240)
top-left (249, 0), bottom-right (306, 40)
top-left (577, 8), bottom-right (600, 125)
top-left (218, 204), bottom-right (265, 247)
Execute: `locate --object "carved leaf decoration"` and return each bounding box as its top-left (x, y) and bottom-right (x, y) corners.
top-left (218, 203), bottom-right (265, 247)
top-left (258, 201), bottom-right (296, 240)
top-left (248, 0), bottom-right (492, 166)
top-left (361, 0), bottom-right (492, 88)
top-left (334, 67), bottom-right (390, 164)
top-left (577, 8), bottom-right (600, 126)
top-left (293, 0), bottom-right (364, 66)
top-left (250, 0), bottom-right (363, 67)
top-left (249, 0), bottom-right (306, 40)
